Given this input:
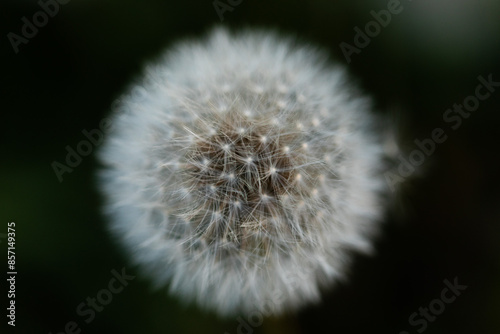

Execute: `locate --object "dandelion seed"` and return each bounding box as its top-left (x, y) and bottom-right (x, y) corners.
top-left (276, 100), bottom-right (287, 109)
top-left (277, 83), bottom-right (288, 93)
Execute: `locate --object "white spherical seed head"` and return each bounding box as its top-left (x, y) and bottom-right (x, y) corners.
top-left (99, 27), bottom-right (392, 316)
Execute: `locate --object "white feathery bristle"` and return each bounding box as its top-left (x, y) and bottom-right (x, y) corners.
top-left (98, 27), bottom-right (394, 316)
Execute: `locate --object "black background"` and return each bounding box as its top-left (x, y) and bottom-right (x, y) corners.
top-left (1, 0), bottom-right (500, 333)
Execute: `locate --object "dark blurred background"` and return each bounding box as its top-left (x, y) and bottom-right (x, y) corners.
top-left (1, 0), bottom-right (500, 333)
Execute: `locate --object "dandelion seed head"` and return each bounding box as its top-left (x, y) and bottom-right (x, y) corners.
top-left (99, 27), bottom-right (394, 316)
